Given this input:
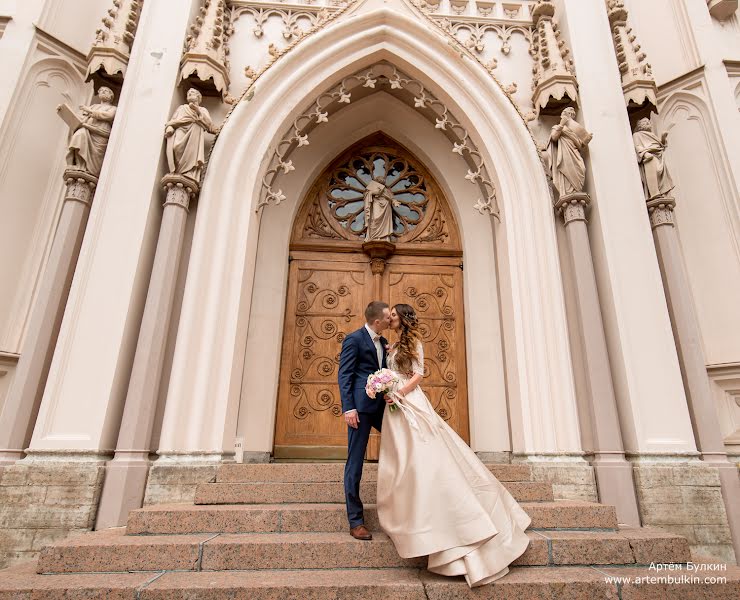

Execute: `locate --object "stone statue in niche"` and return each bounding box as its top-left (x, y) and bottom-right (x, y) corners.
top-left (633, 118), bottom-right (675, 202)
top-left (363, 176), bottom-right (400, 242)
top-left (164, 88), bottom-right (219, 183)
top-left (546, 106), bottom-right (593, 197)
top-left (57, 86), bottom-right (117, 177)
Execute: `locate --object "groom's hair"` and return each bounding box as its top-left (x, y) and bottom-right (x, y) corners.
top-left (365, 301), bottom-right (389, 323)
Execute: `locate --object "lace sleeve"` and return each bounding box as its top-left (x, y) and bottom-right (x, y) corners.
top-left (411, 341), bottom-right (424, 376)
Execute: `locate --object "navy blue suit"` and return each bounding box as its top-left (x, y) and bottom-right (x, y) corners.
top-left (338, 326), bottom-right (387, 528)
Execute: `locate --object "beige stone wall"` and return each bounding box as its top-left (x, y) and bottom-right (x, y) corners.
top-left (632, 460), bottom-right (735, 563)
top-left (0, 457), bottom-right (105, 568)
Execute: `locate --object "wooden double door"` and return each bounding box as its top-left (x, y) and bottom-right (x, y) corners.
top-left (273, 251), bottom-right (469, 459)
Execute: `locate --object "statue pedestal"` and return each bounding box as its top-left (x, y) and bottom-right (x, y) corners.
top-left (362, 241), bottom-right (396, 299)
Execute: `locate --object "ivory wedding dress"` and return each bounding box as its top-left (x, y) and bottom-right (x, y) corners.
top-left (376, 341), bottom-right (532, 587)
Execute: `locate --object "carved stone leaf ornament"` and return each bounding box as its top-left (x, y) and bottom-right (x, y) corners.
top-left (257, 63), bottom-right (499, 219)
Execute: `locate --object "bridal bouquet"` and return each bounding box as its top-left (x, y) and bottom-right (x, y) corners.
top-left (366, 368), bottom-right (400, 412)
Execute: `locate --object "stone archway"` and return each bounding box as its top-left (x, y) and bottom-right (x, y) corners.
top-left (273, 133), bottom-right (468, 459)
top-left (156, 5), bottom-right (581, 462)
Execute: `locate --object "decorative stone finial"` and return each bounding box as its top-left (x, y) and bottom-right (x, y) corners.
top-left (530, 0), bottom-right (579, 115)
top-left (178, 0), bottom-right (233, 99)
top-left (87, 0), bottom-right (143, 83)
top-left (606, 0), bottom-right (657, 115)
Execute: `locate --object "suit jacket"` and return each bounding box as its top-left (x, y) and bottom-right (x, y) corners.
top-left (338, 326), bottom-right (388, 414)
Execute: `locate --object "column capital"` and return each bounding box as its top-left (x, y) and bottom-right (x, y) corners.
top-left (647, 197), bottom-right (676, 229)
top-left (161, 174), bottom-right (200, 212)
top-left (63, 169), bottom-right (99, 206)
top-left (555, 192), bottom-right (590, 225)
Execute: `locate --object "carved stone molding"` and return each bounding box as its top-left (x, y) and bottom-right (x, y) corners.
top-left (179, 0), bottom-right (233, 98)
top-left (529, 0), bottom-right (578, 115)
top-left (63, 169), bottom-right (98, 207)
top-left (230, 1), bottom-right (346, 41)
top-left (606, 0), bottom-right (657, 115)
top-left (258, 63), bottom-right (498, 218)
top-left (431, 17), bottom-right (532, 57)
top-left (87, 0), bottom-right (143, 84)
top-left (707, 0), bottom-right (738, 20)
top-left (646, 197), bottom-right (676, 230)
top-left (161, 174), bottom-right (200, 212)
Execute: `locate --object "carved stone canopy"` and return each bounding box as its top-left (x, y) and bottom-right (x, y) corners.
top-left (291, 134), bottom-right (461, 257)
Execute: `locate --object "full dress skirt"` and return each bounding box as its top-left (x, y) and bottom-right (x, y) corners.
top-left (376, 374), bottom-right (532, 587)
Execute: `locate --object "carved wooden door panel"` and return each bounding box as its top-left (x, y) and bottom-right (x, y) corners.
top-left (274, 133), bottom-right (468, 460)
top-left (274, 257), bottom-right (372, 458)
top-left (385, 257), bottom-right (470, 443)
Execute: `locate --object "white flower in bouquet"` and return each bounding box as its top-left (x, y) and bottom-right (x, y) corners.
top-left (366, 368), bottom-right (400, 412)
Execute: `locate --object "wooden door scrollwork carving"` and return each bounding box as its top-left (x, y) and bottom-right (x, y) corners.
top-left (274, 134), bottom-right (467, 459)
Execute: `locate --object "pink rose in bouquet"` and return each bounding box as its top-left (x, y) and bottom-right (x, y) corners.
top-left (366, 368), bottom-right (400, 412)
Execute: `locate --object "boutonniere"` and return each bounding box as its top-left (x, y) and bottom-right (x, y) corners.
top-left (384, 344), bottom-right (391, 351)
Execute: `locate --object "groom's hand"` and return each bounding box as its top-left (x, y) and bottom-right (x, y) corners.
top-left (344, 410), bottom-right (359, 429)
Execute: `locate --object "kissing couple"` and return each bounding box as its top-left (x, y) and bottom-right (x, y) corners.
top-left (338, 300), bottom-right (532, 587)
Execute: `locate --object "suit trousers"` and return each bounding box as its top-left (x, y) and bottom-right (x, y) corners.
top-left (344, 407), bottom-right (384, 528)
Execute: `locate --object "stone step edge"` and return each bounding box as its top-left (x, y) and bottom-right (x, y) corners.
top-left (193, 481), bottom-right (555, 504)
top-left (3, 565), bottom-right (739, 599)
top-left (37, 528), bottom-right (690, 574)
top-left (126, 501), bottom-right (619, 533)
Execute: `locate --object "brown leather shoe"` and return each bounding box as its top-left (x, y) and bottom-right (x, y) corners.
top-left (350, 525), bottom-right (373, 540)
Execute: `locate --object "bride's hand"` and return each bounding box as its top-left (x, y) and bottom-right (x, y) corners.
top-left (389, 390), bottom-right (405, 404)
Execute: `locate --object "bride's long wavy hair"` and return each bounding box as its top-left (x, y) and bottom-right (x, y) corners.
top-left (393, 303), bottom-right (423, 374)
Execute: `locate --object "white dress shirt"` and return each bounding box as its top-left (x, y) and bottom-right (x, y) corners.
top-left (344, 325), bottom-right (383, 416)
top-left (365, 323), bottom-right (383, 368)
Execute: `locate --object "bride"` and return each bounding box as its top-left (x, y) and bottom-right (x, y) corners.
top-left (377, 303), bottom-right (532, 587)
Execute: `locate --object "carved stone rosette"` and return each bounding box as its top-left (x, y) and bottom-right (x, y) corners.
top-left (530, 0), bottom-right (579, 115)
top-left (87, 0), bottom-right (143, 84)
top-left (63, 169), bottom-right (99, 206)
top-left (178, 0), bottom-right (233, 98)
top-left (646, 197), bottom-right (676, 230)
top-left (554, 191), bottom-right (590, 226)
top-left (606, 0), bottom-right (657, 115)
top-left (161, 174), bottom-right (200, 212)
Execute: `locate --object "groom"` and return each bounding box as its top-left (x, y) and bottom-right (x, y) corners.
top-left (338, 300), bottom-right (390, 540)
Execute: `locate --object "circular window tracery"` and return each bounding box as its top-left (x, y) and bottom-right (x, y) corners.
top-left (327, 151), bottom-right (429, 240)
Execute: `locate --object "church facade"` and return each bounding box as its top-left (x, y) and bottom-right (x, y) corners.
top-left (0, 0), bottom-right (739, 570)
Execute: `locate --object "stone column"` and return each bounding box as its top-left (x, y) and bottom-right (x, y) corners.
top-left (0, 171), bottom-right (97, 464)
top-left (648, 199), bottom-right (740, 564)
top-left (558, 0), bottom-right (696, 455)
top-left (555, 193), bottom-right (641, 526)
top-left (95, 175), bottom-right (198, 529)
